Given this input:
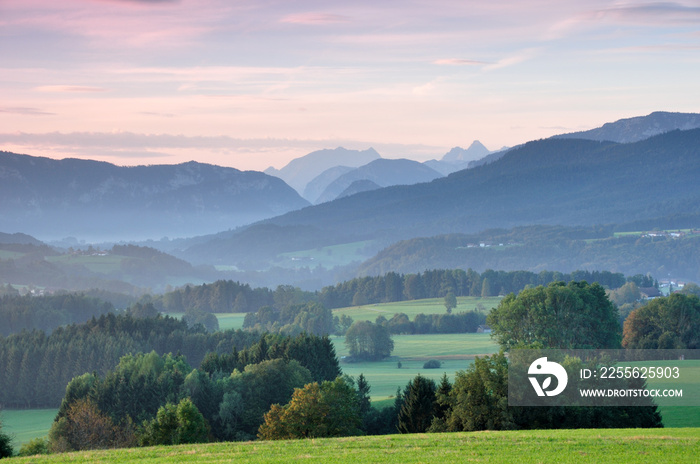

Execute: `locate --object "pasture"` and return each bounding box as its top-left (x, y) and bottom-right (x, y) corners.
top-left (333, 333), bottom-right (499, 400)
top-left (45, 254), bottom-right (124, 274)
top-left (1, 409), bottom-right (57, 447)
top-left (275, 240), bottom-right (378, 269)
top-left (4, 428), bottom-right (699, 463)
top-left (331, 296), bottom-right (501, 322)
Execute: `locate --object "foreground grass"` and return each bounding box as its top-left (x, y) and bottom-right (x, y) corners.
top-left (6, 428), bottom-right (699, 463)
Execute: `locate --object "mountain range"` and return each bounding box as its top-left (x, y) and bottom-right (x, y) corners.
top-left (0, 153), bottom-right (309, 240)
top-left (313, 158), bottom-right (442, 204)
top-left (181, 116), bottom-right (700, 267)
top-left (264, 147), bottom-right (381, 195)
top-left (554, 111), bottom-right (700, 143)
top-left (2, 111), bottom-right (700, 288)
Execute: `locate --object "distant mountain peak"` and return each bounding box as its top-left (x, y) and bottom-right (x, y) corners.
top-left (264, 147), bottom-right (382, 194)
top-left (441, 141), bottom-right (490, 164)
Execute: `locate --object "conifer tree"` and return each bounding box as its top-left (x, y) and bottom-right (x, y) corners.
top-left (397, 375), bottom-right (437, 433)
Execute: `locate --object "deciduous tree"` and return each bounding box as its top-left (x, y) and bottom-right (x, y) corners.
top-left (258, 377), bottom-right (361, 440)
top-left (487, 281), bottom-right (621, 349)
top-left (345, 320), bottom-right (394, 360)
top-left (622, 293), bottom-right (700, 349)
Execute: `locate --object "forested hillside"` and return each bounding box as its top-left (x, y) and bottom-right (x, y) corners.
top-left (358, 226), bottom-right (700, 281)
top-left (0, 152), bottom-right (309, 240)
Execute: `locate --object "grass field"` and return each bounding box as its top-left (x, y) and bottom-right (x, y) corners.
top-left (613, 228), bottom-right (699, 238)
top-left (209, 296), bottom-right (501, 331)
top-left (0, 250), bottom-right (25, 260)
top-left (214, 313), bottom-right (248, 331)
top-left (626, 360), bottom-right (700, 427)
top-left (45, 254), bottom-right (125, 274)
top-left (331, 297), bottom-right (501, 322)
top-left (275, 240), bottom-right (378, 269)
top-left (334, 333), bottom-right (499, 400)
top-left (4, 428), bottom-right (699, 463)
top-left (1, 409), bottom-right (57, 447)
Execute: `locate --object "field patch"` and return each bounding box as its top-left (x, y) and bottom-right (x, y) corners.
top-left (45, 254), bottom-right (125, 274)
top-left (332, 296), bottom-right (501, 322)
top-left (334, 333), bottom-right (499, 400)
top-left (1, 408), bottom-right (57, 447)
top-left (275, 240), bottom-right (378, 269)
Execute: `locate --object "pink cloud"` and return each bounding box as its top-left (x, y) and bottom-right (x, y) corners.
top-left (34, 85), bottom-right (108, 93)
top-left (0, 107), bottom-right (56, 116)
top-left (280, 12), bottom-right (351, 25)
top-left (433, 58), bottom-right (487, 66)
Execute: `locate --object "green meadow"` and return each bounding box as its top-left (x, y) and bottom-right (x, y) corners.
top-left (334, 333), bottom-right (500, 400)
top-left (331, 296), bottom-right (501, 322)
top-left (624, 360), bottom-right (700, 427)
top-left (275, 240), bottom-right (378, 269)
top-left (45, 254), bottom-right (125, 274)
top-left (213, 313), bottom-right (248, 331)
top-left (4, 428), bottom-right (699, 463)
top-left (208, 296), bottom-right (501, 332)
top-left (1, 409), bottom-right (57, 447)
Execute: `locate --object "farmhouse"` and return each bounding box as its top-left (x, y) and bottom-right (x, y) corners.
top-left (477, 324), bottom-right (492, 334)
top-left (639, 287), bottom-right (662, 299)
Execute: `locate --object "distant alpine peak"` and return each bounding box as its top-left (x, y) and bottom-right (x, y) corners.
top-left (263, 146), bottom-right (382, 194)
top-left (441, 141), bottom-right (490, 163)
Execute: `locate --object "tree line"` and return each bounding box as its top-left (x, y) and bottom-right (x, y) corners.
top-left (145, 268), bottom-right (628, 316)
top-left (0, 293), bottom-right (115, 336)
top-left (0, 311), bottom-right (261, 408)
top-left (45, 332), bottom-right (340, 451)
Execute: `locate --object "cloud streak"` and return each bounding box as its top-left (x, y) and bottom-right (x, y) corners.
top-left (280, 12), bottom-right (351, 25)
top-left (0, 107), bottom-right (55, 116)
top-left (0, 131), bottom-right (447, 167)
top-left (433, 58), bottom-right (487, 66)
top-left (34, 85), bottom-right (108, 93)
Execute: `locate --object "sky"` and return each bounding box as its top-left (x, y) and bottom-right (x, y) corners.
top-left (1, 0), bottom-right (699, 171)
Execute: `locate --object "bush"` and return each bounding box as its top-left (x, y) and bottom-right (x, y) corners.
top-left (138, 398), bottom-right (210, 446)
top-left (0, 427), bottom-right (13, 458)
top-left (423, 360), bottom-right (441, 369)
top-left (18, 437), bottom-right (49, 456)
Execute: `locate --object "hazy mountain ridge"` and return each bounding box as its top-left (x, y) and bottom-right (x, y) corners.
top-left (336, 179), bottom-right (382, 199)
top-left (425, 141), bottom-right (504, 175)
top-left (315, 158), bottom-right (443, 204)
top-left (265, 147), bottom-right (381, 194)
top-left (554, 111), bottom-right (700, 143)
top-left (302, 165), bottom-right (355, 203)
top-left (183, 128), bottom-right (700, 266)
top-left (0, 152), bottom-right (309, 240)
